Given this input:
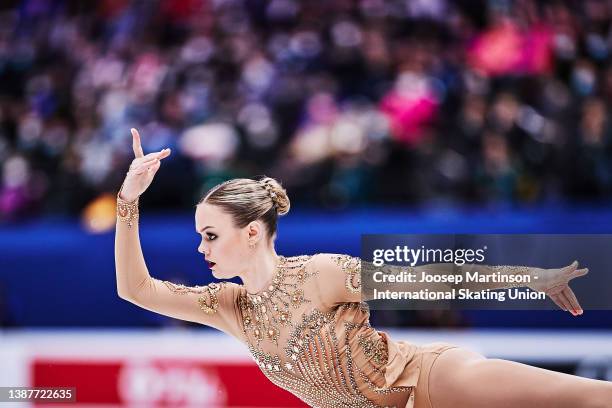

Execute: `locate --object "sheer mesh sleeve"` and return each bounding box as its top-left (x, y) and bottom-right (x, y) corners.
top-left (311, 253), bottom-right (535, 307)
top-left (124, 278), bottom-right (245, 341)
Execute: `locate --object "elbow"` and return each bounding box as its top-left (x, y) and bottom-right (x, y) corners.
top-left (116, 286), bottom-right (133, 301)
top-left (116, 272), bottom-right (151, 303)
top-left (118, 291), bottom-right (139, 305)
top-left (117, 291), bottom-right (130, 301)
top-left (116, 270), bottom-right (134, 300)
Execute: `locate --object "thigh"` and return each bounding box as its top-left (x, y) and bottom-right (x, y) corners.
top-left (412, 344), bottom-right (483, 408)
top-left (428, 348), bottom-right (607, 408)
top-left (414, 347), bottom-right (483, 408)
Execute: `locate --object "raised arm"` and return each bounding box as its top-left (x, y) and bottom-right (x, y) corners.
top-left (114, 128), bottom-right (245, 340)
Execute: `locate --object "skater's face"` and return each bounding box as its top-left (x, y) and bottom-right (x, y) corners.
top-left (195, 203), bottom-right (265, 279)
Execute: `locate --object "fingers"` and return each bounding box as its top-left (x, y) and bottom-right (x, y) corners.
top-left (148, 160), bottom-right (161, 173)
top-left (545, 283), bottom-right (565, 295)
top-left (558, 290), bottom-right (580, 316)
top-left (549, 294), bottom-right (567, 311)
top-left (129, 157), bottom-right (157, 173)
top-left (143, 148), bottom-right (171, 160)
top-left (131, 156), bottom-right (166, 175)
top-left (131, 156), bottom-right (158, 168)
top-left (128, 147), bottom-right (171, 174)
top-left (131, 128), bottom-right (145, 158)
top-left (555, 291), bottom-right (572, 314)
top-left (139, 149), bottom-right (171, 161)
top-left (129, 148), bottom-right (171, 170)
top-left (569, 267), bottom-right (588, 280)
top-left (562, 287), bottom-right (583, 315)
top-left (158, 148), bottom-right (171, 159)
top-left (129, 159), bottom-right (158, 175)
top-left (563, 260), bottom-right (578, 272)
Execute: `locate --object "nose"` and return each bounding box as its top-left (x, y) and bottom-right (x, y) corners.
top-left (198, 242), bottom-right (210, 256)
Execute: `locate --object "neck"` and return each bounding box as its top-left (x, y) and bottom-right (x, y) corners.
top-left (242, 245), bottom-right (279, 295)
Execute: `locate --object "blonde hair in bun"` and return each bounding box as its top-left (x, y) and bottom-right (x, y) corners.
top-left (258, 177), bottom-right (290, 216)
top-left (199, 176), bottom-right (290, 239)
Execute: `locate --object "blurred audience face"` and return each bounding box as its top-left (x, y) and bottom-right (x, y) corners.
top-left (482, 133), bottom-right (511, 175)
top-left (581, 98), bottom-right (606, 145)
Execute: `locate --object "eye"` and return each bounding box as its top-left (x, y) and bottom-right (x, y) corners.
top-left (205, 233), bottom-right (217, 241)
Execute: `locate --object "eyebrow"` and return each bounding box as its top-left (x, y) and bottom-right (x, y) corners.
top-left (197, 226), bottom-right (214, 233)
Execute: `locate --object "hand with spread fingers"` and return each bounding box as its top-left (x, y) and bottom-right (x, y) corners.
top-left (118, 128), bottom-right (172, 202)
top-left (527, 260), bottom-right (589, 316)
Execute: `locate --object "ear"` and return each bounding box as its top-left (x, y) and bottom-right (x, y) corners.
top-left (246, 221), bottom-right (263, 243)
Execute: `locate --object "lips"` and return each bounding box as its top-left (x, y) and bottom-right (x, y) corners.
top-left (207, 261), bottom-right (216, 268)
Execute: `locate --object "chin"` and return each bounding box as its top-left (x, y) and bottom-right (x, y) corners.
top-left (212, 268), bottom-right (229, 280)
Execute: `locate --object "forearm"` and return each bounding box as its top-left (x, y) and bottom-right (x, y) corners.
top-left (456, 263), bottom-right (535, 291)
top-left (114, 198), bottom-right (151, 300)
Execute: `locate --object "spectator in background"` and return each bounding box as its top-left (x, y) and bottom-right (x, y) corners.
top-left (564, 97), bottom-right (612, 200)
top-left (475, 131), bottom-right (520, 203)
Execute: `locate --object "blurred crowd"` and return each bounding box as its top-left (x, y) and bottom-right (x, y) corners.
top-left (1, 0), bottom-right (612, 221)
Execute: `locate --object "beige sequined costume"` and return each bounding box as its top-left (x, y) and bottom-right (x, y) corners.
top-left (135, 253), bottom-right (459, 408)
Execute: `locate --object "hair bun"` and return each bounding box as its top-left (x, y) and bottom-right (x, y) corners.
top-left (259, 177), bottom-right (290, 216)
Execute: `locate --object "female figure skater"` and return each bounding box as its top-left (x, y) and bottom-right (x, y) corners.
top-left (115, 128), bottom-right (612, 408)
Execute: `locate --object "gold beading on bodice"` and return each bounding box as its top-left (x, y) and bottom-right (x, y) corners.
top-left (237, 255), bottom-right (414, 408)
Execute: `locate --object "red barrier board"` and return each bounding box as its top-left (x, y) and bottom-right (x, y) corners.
top-left (32, 359), bottom-right (307, 407)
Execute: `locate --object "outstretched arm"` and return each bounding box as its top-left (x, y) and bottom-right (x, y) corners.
top-left (314, 253), bottom-right (526, 305)
top-left (314, 253), bottom-right (588, 315)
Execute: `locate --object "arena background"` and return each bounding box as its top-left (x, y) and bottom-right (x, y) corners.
top-left (1, 0), bottom-right (612, 406)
